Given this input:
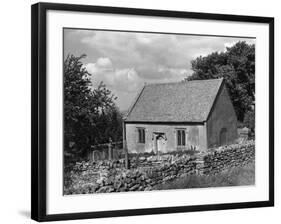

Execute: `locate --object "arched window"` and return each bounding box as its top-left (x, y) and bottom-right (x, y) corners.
top-left (219, 128), bottom-right (227, 146)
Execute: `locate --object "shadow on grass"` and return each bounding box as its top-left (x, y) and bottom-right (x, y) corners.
top-left (154, 162), bottom-right (255, 190)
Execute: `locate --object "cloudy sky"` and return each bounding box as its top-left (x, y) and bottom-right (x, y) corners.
top-left (64, 29), bottom-right (255, 111)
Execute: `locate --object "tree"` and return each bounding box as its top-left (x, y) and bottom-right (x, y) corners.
top-left (186, 41), bottom-right (255, 127)
top-left (64, 55), bottom-right (122, 159)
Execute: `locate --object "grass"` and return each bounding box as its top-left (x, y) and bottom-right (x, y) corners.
top-left (155, 162), bottom-right (255, 190)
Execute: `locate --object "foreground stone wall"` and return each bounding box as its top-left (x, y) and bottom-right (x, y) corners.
top-left (199, 140), bottom-right (255, 175)
top-left (64, 140), bottom-right (255, 194)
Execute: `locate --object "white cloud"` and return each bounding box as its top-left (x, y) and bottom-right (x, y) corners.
top-left (96, 57), bottom-right (113, 68)
top-left (65, 28), bottom-right (256, 110)
top-left (85, 57), bottom-right (144, 107)
top-left (224, 39), bottom-right (256, 50)
top-left (85, 58), bottom-right (145, 110)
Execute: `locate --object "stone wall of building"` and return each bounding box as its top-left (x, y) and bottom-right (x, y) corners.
top-left (207, 86), bottom-right (238, 147)
top-left (125, 123), bottom-right (207, 154)
top-left (64, 141), bottom-right (254, 195)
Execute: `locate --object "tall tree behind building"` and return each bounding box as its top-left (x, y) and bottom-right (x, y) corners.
top-left (185, 41), bottom-right (255, 130)
top-left (64, 54), bottom-right (123, 160)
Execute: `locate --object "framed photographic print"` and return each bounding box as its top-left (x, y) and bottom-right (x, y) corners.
top-left (31, 2), bottom-right (274, 222)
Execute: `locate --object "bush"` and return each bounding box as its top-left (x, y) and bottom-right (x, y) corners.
top-left (243, 110), bottom-right (255, 138)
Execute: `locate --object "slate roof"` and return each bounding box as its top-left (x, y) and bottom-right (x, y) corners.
top-left (125, 78), bottom-right (224, 123)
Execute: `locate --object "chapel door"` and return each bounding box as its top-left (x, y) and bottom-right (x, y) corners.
top-left (153, 133), bottom-right (166, 154)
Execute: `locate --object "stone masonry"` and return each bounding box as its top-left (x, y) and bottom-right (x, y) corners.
top-left (64, 140), bottom-right (255, 195)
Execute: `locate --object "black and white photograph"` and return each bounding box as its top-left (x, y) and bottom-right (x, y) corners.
top-left (0, 0), bottom-right (278, 223)
top-left (29, 2), bottom-right (274, 222)
top-left (63, 28), bottom-right (256, 195)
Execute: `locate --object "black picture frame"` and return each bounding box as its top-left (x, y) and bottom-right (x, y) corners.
top-left (31, 2), bottom-right (274, 222)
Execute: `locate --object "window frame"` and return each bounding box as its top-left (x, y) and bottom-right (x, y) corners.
top-left (176, 129), bottom-right (186, 147)
top-left (137, 127), bottom-right (146, 144)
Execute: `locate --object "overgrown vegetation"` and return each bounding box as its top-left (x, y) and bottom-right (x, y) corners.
top-left (185, 41), bottom-right (255, 132)
top-left (155, 162), bottom-right (255, 190)
top-left (64, 55), bottom-right (123, 163)
top-left (64, 159), bottom-right (255, 195)
top-left (64, 141), bottom-right (255, 194)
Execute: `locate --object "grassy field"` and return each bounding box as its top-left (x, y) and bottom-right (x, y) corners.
top-left (155, 162), bottom-right (255, 190)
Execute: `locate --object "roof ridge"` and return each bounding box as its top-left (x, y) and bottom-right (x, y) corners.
top-left (186, 77), bottom-right (223, 82)
top-left (145, 78), bottom-right (223, 86)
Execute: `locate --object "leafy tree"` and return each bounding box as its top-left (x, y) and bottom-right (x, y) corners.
top-left (186, 41), bottom-right (255, 128)
top-left (64, 55), bottom-right (122, 159)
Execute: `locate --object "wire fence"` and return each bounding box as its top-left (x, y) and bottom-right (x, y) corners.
top-left (89, 140), bottom-right (125, 161)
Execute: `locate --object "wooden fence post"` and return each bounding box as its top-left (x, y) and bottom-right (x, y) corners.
top-left (92, 150), bottom-right (95, 161)
top-left (90, 150), bottom-right (94, 162)
top-left (108, 138), bottom-right (112, 160)
top-left (123, 121), bottom-right (130, 169)
top-left (102, 150), bottom-right (105, 160)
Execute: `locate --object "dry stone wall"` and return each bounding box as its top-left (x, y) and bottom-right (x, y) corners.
top-left (64, 140), bottom-right (255, 195)
top-left (201, 140), bottom-right (255, 175)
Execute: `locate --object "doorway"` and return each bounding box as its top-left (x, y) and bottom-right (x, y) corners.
top-left (153, 132), bottom-right (167, 154)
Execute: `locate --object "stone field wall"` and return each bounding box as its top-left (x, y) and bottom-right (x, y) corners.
top-left (64, 140), bottom-right (255, 194)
